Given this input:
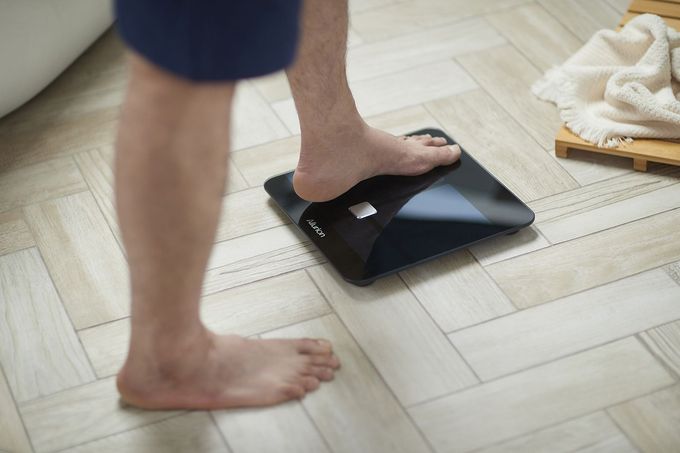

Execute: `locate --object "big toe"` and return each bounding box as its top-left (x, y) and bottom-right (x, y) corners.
top-left (430, 144), bottom-right (461, 166)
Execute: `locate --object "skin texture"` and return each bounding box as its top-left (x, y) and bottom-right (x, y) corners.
top-left (114, 56), bottom-right (340, 409)
top-left (114, 0), bottom-right (458, 410)
top-left (287, 0), bottom-right (460, 202)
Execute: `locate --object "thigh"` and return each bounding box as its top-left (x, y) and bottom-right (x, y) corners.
top-left (115, 0), bottom-right (303, 81)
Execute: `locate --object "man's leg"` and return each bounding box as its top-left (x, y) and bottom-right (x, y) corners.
top-left (115, 54), bottom-right (339, 410)
top-left (288, 0), bottom-right (461, 202)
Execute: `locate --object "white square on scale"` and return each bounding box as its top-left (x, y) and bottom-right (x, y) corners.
top-left (349, 202), bottom-right (377, 219)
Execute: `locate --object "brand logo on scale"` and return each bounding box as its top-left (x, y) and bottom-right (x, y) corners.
top-left (306, 219), bottom-right (326, 238)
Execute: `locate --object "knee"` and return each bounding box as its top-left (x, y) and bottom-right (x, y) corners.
top-left (126, 51), bottom-right (235, 103)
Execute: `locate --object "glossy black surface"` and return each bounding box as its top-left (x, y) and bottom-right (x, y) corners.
top-left (264, 128), bottom-right (535, 285)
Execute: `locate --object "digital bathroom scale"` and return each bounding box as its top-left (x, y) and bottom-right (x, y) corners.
top-left (264, 128), bottom-right (535, 286)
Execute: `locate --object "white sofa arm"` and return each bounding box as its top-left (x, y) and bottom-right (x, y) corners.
top-left (0, 0), bottom-right (114, 118)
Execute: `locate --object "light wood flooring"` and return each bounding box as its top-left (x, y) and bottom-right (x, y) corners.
top-left (2, 0), bottom-right (680, 452)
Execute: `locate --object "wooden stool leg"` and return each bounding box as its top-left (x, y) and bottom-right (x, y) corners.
top-left (555, 142), bottom-right (569, 158)
top-left (633, 158), bottom-right (648, 172)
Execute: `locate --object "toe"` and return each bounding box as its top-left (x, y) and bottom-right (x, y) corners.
top-left (301, 376), bottom-right (321, 391)
top-left (281, 384), bottom-right (306, 400)
top-left (297, 338), bottom-right (333, 355)
top-left (309, 366), bottom-right (335, 381)
top-left (429, 144), bottom-right (461, 166)
top-left (309, 353), bottom-right (341, 368)
top-left (430, 136), bottom-right (448, 146)
top-left (411, 134), bottom-right (432, 142)
top-left (448, 144), bottom-right (462, 162)
top-left (303, 363), bottom-right (337, 381)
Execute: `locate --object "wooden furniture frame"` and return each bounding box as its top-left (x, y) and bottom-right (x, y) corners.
top-left (554, 0), bottom-right (680, 172)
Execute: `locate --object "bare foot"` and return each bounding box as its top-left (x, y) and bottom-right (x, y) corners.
top-left (293, 123), bottom-right (461, 202)
top-left (116, 329), bottom-right (340, 410)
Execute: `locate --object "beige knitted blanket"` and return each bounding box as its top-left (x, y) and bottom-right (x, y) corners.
top-left (532, 14), bottom-right (680, 147)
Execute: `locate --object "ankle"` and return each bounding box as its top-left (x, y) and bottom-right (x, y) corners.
top-left (298, 99), bottom-right (365, 140)
top-left (300, 115), bottom-right (368, 149)
top-left (126, 323), bottom-right (213, 371)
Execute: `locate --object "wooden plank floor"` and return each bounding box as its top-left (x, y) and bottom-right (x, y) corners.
top-left (1, 1), bottom-right (679, 452)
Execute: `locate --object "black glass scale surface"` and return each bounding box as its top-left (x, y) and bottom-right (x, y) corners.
top-left (265, 128), bottom-right (534, 286)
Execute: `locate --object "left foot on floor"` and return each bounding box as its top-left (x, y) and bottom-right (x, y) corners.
top-left (293, 123), bottom-right (461, 202)
top-left (116, 331), bottom-right (341, 410)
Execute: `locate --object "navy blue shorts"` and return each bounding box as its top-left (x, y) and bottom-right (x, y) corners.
top-left (115, 0), bottom-right (303, 81)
